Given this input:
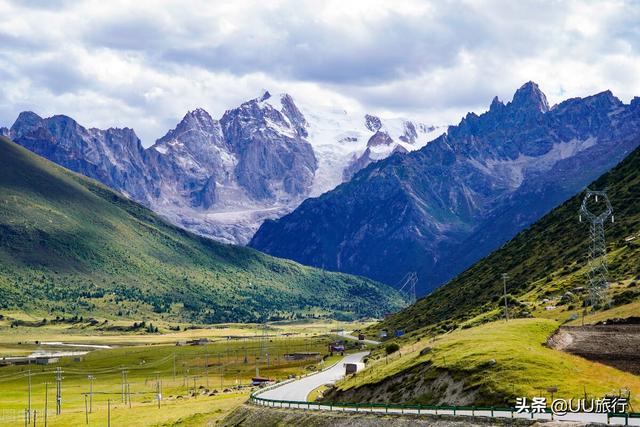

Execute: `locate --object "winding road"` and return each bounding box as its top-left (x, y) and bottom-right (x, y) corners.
top-left (259, 352), bottom-right (368, 401)
top-left (253, 350), bottom-right (639, 426)
top-left (336, 330), bottom-right (381, 345)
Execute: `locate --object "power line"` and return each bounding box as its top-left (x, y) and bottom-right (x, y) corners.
top-left (397, 272), bottom-right (418, 304)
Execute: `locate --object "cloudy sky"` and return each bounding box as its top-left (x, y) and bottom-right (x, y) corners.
top-left (0, 0), bottom-right (639, 145)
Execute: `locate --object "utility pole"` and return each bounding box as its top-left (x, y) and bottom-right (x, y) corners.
top-left (87, 375), bottom-right (95, 413)
top-left (192, 376), bottom-right (200, 398)
top-left (172, 353), bottom-right (176, 383)
top-left (84, 394), bottom-right (88, 425)
top-left (27, 369), bottom-right (31, 423)
top-left (580, 188), bottom-right (614, 307)
top-left (120, 368), bottom-right (127, 403)
top-left (255, 354), bottom-right (259, 379)
top-left (107, 399), bottom-right (111, 427)
top-left (502, 273), bottom-right (509, 321)
top-left (155, 372), bottom-right (161, 408)
top-left (182, 363), bottom-right (188, 387)
top-left (55, 367), bottom-right (62, 415)
top-left (220, 365), bottom-right (224, 389)
top-left (44, 382), bottom-right (48, 427)
top-left (205, 353), bottom-right (209, 388)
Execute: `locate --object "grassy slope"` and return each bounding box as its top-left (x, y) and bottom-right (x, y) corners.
top-left (0, 136), bottom-right (406, 322)
top-left (333, 145), bottom-right (640, 409)
top-left (336, 318), bottom-right (640, 408)
top-left (375, 144), bottom-right (640, 335)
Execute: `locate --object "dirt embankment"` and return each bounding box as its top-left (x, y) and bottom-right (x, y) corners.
top-left (547, 324), bottom-right (640, 375)
top-left (319, 362), bottom-right (481, 406)
top-left (221, 404), bottom-right (578, 427)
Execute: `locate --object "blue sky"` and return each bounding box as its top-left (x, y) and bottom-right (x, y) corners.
top-left (0, 0), bottom-right (639, 145)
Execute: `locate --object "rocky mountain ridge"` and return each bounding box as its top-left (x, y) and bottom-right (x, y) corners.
top-left (250, 82), bottom-right (640, 294)
top-left (7, 92), bottom-right (436, 244)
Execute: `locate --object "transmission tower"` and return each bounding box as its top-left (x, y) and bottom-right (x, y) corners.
top-left (579, 188), bottom-right (614, 307)
top-left (398, 272), bottom-right (418, 304)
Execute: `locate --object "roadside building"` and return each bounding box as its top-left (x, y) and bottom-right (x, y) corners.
top-left (251, 376), bottom-right (273, 386)
top-left (328, 342), bottom-right (345, 353)
top-left (35, 356), bottom-right (59, 365)
top-left (344, 362), bottom-right (365, 375)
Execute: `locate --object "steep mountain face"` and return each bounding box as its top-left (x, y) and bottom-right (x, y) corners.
top-left (143, 93), bottom-right (318, 244)
top-left (374, 138), bottom-right (640, 334)
top-left (146, 108), bottom-right (228, 211)
top-left (9, 112), bottom-right (153, 204)
top-left (0, 136), bottom-right (406, 322)
top-left (250, 82), bottom-right (640, 295)
top-left (7, 93), bottom-right (439, 244)
top-left (219, 92), bottom-right (317, 202)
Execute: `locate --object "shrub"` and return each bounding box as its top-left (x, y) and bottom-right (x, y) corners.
top-left (385, 343), bottom-right (400, 355)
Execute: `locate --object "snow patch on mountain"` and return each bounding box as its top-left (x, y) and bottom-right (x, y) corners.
top-left (292, 98), bottom-right (444, 196)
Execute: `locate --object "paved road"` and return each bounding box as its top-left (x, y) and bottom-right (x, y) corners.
top-left (253, 348), bottom-right (638, 426)
top-left (259, 352), bottom-right (368, 401)
top-left (336, 330), bottom-right (381, 345)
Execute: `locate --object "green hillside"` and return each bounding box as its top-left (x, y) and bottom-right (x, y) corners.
top-left (329, 318), bottom-right (640, 409)
top-left (0, 136), bottom-right (406, 322)
top-left (375, 142), bottom-right (640, 335)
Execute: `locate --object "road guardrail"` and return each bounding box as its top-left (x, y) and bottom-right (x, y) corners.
top-left (249, 392), bottom-right (640, 426)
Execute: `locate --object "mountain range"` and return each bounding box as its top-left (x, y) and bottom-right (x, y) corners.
top-left (0, 136), bottom-right (405, 322)
top-left (250, 82), bottom-right (640, 295)
top-left (375, 138), bottom-right (640, 334)
top-left (5, 92), bottom-right (439, 244)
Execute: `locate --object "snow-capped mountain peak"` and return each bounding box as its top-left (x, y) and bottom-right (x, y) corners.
top-left (7, 91), bottom-right (443, 245)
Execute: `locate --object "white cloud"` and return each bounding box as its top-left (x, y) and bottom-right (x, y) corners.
top-left (0, 0), bottom-right (638, 144)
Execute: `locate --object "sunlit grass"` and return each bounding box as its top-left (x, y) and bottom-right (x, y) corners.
top-left (338, 318), bottom-right (640, 408)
